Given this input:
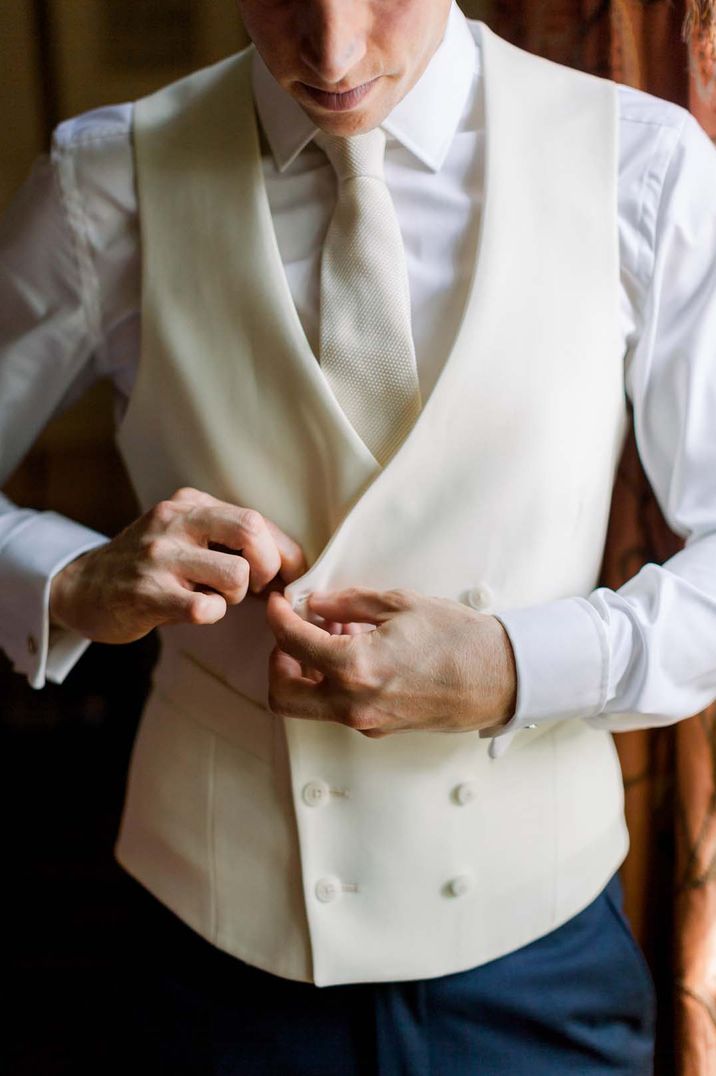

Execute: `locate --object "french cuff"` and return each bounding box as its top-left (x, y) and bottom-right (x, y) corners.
top-left (481, 597), bottom-right (609, 759)
top-left (0, 511), bottom-right (108, 689)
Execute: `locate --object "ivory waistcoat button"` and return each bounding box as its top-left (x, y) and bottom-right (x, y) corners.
top-left (448, 874), bottom-right (473, 898)
top-left (465, 583), bottom-right (494, 611)
top-left (302, 780), bottom-right (329, 807)
top-left (315, 877), bottom-right (341, 903)
top-left (453, 782), bottom-right (478, 806)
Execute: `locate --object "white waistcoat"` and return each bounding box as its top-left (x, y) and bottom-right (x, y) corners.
top-left (114, 21), bottom-right (630, 986)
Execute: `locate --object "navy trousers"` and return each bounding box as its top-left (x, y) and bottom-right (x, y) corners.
top-left (118, 871), bottom-right (656, 1074)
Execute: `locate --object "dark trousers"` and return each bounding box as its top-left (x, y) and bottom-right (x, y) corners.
top-left (116, 870), bottom-right (656, 1075)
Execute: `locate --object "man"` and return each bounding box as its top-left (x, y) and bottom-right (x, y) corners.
top-left (2, 0), bottom-right (716, 1070)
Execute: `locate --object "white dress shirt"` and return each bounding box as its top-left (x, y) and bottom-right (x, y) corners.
top-left (1, 3), bottom-right (716, 740)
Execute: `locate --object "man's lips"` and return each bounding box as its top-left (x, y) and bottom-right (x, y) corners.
top-left (300, 77), bottom-right (379, 112)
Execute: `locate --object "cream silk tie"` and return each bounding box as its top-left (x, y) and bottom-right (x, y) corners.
top-left (314, 128), bottom-right (422, 466)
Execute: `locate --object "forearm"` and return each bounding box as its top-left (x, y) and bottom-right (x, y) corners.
top-left (494, 531), bottom-right (716, 738)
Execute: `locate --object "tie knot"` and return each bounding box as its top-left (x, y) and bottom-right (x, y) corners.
top-left (314, 127), bottom-right (387, 183)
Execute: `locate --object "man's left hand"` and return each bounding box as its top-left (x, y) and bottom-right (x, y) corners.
top-left (265, 587), bottom-right (517, 737)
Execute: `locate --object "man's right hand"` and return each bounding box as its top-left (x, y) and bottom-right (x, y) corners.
top-left (49, 487), bottom-right (307, 644)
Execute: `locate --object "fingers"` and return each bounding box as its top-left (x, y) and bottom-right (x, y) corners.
top-left (182, 505), bottom-right (279, 592)
top-left (168, 489), bottom-right (307, 593)
top-left (266, 591), bottom-right (352, 674)
top-left (307, 586), bottom-right (412, 625)
top-left (268, 646), bottom-right (329, 719)
top-left (175, 547), bottom-right (250, 605)
top-left (268, 642), bottom-right (385, 731)
top-left (152, 576), bottom-right (229, 627)
top-left (182, 589), bottom-right (228, 625)
top-left (340, 621), bottom-right (375, 635)
top-left (264, 518), bottom-right (308, 583)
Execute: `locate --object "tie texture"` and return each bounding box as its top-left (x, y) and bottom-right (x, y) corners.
top-left (315, 127), bottom-right (422, 465)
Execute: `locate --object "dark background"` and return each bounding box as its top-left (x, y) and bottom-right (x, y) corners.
top-left (1, 3), bottom-right (245, 1071)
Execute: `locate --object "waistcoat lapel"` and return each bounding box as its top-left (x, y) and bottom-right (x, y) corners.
top-left (119, 43), bottom-right (380, 566)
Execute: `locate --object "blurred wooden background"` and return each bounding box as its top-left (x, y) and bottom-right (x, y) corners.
top-left (0, 6), bottom-right (248, 1075)
top-left (1, 0), bottom-right (250, 541)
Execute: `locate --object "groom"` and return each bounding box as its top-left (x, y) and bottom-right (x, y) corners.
top-left (13, 0), bottom-right (716, 1070)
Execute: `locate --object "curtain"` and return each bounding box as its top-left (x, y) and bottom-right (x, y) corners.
top-left (464, 1), bottom-right (716, 1070)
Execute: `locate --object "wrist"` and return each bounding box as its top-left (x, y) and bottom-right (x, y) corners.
top-left (49, 553), bottom-right (84, 631)
top-left (490, 616), bottom-right (518, 726)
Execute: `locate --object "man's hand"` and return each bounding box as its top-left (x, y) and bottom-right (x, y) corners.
top-left (49, 487), bottom-right (307, 643)
top-left (266, 586), bottom-right (517, 737)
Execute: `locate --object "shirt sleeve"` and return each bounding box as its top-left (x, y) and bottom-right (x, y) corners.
top-left (488, 107), bottom-right (716, 749)
top-left (0, 146), bottom-right (109, 689)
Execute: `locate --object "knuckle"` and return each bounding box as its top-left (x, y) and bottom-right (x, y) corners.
top-left (141, 535), bottom-right (168, 565)
top-left (238, 508), bottom-right (265, 538)
top-left (342, 705), bottom-right (373, 733)
top-left (336, 647), bottom-right (371, 690)
top-left (285, 542), bottom-right (303, 566)
top-left (170, 486), bottom-right (201, 503)
top-left (341, 704), bottom-right (360, 730)
top-left (385, 587), bottom-right (412, 610)
top-left (186, 600), bottom-right (207, 625)
top-left (186, 594), bottom-right (215, 624)
top-left (248, 564), bottom-right (274, 592)
top-left (148, 499), bottom-right (178, 529)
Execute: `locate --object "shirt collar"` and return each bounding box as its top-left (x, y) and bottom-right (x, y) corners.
top-left (251, 1), bottom-right (478, 174)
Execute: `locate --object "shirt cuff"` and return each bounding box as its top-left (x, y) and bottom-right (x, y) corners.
top-left (482, 597), bottom-right (610, 758)
top-left (0, 511), bottom-right (108, 688)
